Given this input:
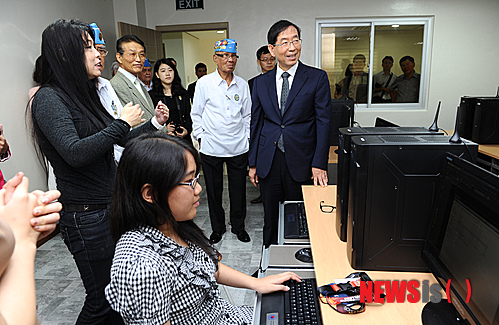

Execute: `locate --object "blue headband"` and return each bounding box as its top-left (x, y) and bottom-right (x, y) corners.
top-left (215, 39), bottom-right (237, 54)
top-left (89, 23), bottom-right (105, 45)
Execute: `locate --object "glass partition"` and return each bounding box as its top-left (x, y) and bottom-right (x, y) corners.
top-left (317, 17), bottom-right (433, 110)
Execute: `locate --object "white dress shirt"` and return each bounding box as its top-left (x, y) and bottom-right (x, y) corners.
top-left (96, 77), bottom-right (125, 163)
top-left (276, 62), bottom-right (299, 109)
top-left (191, 70), bottom-right (251, 157)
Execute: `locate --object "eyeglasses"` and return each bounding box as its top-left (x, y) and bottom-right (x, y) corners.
top-left (320, 200), bottom-right (336, 213)
top-left (259, 57), bottom-right (275, 63)
top-left (274, 39), bottom-right (302, 50)
top-left (120, 51), bottom-right (146, 61)
top-left (96, 47), bottom-right (109, 57)
top-left (215, 53), bottom-right (239, 60)
top-left (178, 173), bottom-right (200, 189)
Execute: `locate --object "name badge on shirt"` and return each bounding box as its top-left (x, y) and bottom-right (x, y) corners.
top-left (111, 100), bottom-right (118, 117)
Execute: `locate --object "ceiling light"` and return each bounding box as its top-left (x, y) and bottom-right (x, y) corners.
top-left (216, 30), bottom-right (224, 34)
top-left (391, 24), bottom-right (400, 28)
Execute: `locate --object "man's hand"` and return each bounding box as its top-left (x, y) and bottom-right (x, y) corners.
top-left (120, 102), bottom-right (145, 127)
top-left (249, 167), bottom-right (258, 187)
top-left (312, 167), bottom-right (328, 187)
top-left (154, 100), bottom-right (169, 125)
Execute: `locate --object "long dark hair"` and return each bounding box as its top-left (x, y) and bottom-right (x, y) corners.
top-left (150, 58), bottom-right (187, 98)
top-left (33, 19), bottom-right (113, 134)
top-left (27, 19), bottom-right (115, 172)
top-left (110, 133), bottom-right (218, 266)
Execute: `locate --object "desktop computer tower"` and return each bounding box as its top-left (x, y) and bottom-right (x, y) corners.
top-left (336, 127), bottom-right (441, 242)
top-left (472, 97), bottom-right (499, 144)
top-left (457, 96), bottom-right (479, 140)
top-left (347, 134), bottom-right (478, 272)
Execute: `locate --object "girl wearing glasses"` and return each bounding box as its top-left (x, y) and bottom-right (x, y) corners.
top-left (106, 133), bottom-right (299, 325)
top-left (149, 58), bottom-right (193, 146)
top-left (29, 19), bottom-right (169, 324)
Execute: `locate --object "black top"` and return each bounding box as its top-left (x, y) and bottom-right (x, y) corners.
top-left (31, 86), bottom-right (157, 205)
top-left (187, 81), bottom-right (197, 101)
top-left (149, 90), bottom-right (193, 136)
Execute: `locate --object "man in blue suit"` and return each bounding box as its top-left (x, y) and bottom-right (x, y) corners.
top-left (249, 20), bottom-right (332, 247)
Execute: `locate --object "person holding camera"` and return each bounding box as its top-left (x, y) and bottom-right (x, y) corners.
top-left (149, 58), bottom-right (193, 146)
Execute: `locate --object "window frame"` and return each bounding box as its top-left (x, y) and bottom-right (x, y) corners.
top-left (315, 17), bottom-right (434, 111)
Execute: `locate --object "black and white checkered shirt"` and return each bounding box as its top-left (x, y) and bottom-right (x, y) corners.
top-left (105, 225), bottom-right (253, 325)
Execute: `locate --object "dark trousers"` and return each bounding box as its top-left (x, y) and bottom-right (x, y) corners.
top-left (59, 209), bottom-right (124, 325)
top-left (260, 149), bottom-right (312, 247)
top-left (201, 152), bottom-right (248, 234)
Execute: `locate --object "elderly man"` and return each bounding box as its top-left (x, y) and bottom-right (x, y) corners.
top-left (138, 58), bottom-right (153, 91)
top-left (111, 35), bottom-right (159, 122)
top-left (390, 55), bottom-right (420, 103)
top-left (191, 39), bottom-right (251, 243)
top-left (249, 20), bottom-right (331, 247)
top-left (90, 24), bottom-right (166, 163)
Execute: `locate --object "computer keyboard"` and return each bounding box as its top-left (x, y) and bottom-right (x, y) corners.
top-left (284, 202), bottom-right (309, 239)
top-left (284, 278), bottom-right (322, 325)
top-left (260, 278), bottom-right (322, 325)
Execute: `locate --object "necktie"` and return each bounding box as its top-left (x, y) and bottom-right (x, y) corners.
top-left (278, 72), bottom-right (290, 153)
top-left (281, 72), bottom-right (290, 112)
top-left (134, 78), bottom-right (147, 101)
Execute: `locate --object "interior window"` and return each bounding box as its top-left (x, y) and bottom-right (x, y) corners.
top-left (317, 18), bottom-right (433, 110)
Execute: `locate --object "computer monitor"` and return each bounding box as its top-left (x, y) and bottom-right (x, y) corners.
top-left (329, 99), bottom-right (354, 146)
top-left (374, 117), bottom-right (400, 127)
top-left (422, 153), bottom-right (499, 325)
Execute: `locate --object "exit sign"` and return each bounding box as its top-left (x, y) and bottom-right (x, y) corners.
top-left (176, 0), bottom-right (204, 10)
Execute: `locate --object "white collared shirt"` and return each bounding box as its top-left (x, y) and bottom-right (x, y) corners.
top-left (276, 62), bottom-right (299, 109)
top-left (96, 77), bottom-right (125, 163)
top-left (139, 79), bottom-right (152, 92)
top-left (118, 67), bottom-right (139, 85)
top-left (191, 69), bottom-right (251, 157)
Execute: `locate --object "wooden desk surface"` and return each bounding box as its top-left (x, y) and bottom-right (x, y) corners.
top-left (479, 144), bottom-right (499, 160)
top-left (328, 146), bottom-right (338, 164)
top-left (302, 185), bottom-right (437, 325)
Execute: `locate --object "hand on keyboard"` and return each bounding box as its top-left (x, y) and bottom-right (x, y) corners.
top-left (253, 271), bottom-right (302, 294)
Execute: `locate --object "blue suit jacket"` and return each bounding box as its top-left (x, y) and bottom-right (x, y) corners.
top-left (249, 61), bottom-right (332, 182)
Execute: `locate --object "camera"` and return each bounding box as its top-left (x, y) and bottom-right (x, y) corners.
top-left (172, 124), bottom-right (183, 134)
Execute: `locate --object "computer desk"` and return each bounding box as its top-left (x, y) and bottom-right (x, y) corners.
top-left (479, 144), bottom-right (499, 159)
top-left (302, 185), bottom-right (438, 325)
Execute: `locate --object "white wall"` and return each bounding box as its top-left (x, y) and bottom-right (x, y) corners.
top-left (142, 0), bottom-right (499, 129)
top-left (0, 0), bottom-right (117, 191)
top-left (2, 0), bottom-right (499, 191)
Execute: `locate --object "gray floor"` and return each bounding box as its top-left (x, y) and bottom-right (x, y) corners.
top-left (35, 175), bottom-right (264, 324)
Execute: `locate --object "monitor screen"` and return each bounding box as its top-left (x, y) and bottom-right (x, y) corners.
top-left (330, 99), bottom-right (354, 146)
top-left (422, 153), bottom-right (499, 325)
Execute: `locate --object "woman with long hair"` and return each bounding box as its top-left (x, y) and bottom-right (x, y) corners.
top-left (149, 58), bottom-right (193, 145)
top-left (106, 133), bottom-right (299, 325)
top-left (29, 19), bottom-right (168, 324)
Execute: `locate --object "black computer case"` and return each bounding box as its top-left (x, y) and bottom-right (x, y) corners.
top-left (347, 134), bottom-right (478, 272)
top-left (472, 98), bottom-right (499, 144)
top-left (457, 97), bottom-right (479, 140)
top-left (336, 127), bottom-right (441, 242)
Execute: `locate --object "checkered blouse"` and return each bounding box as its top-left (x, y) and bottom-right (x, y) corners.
top-left (105, 225), bottom-right (253, 325)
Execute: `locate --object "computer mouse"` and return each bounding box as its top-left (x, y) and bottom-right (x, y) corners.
top-left (295, 248), bottom-right (313, 263)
